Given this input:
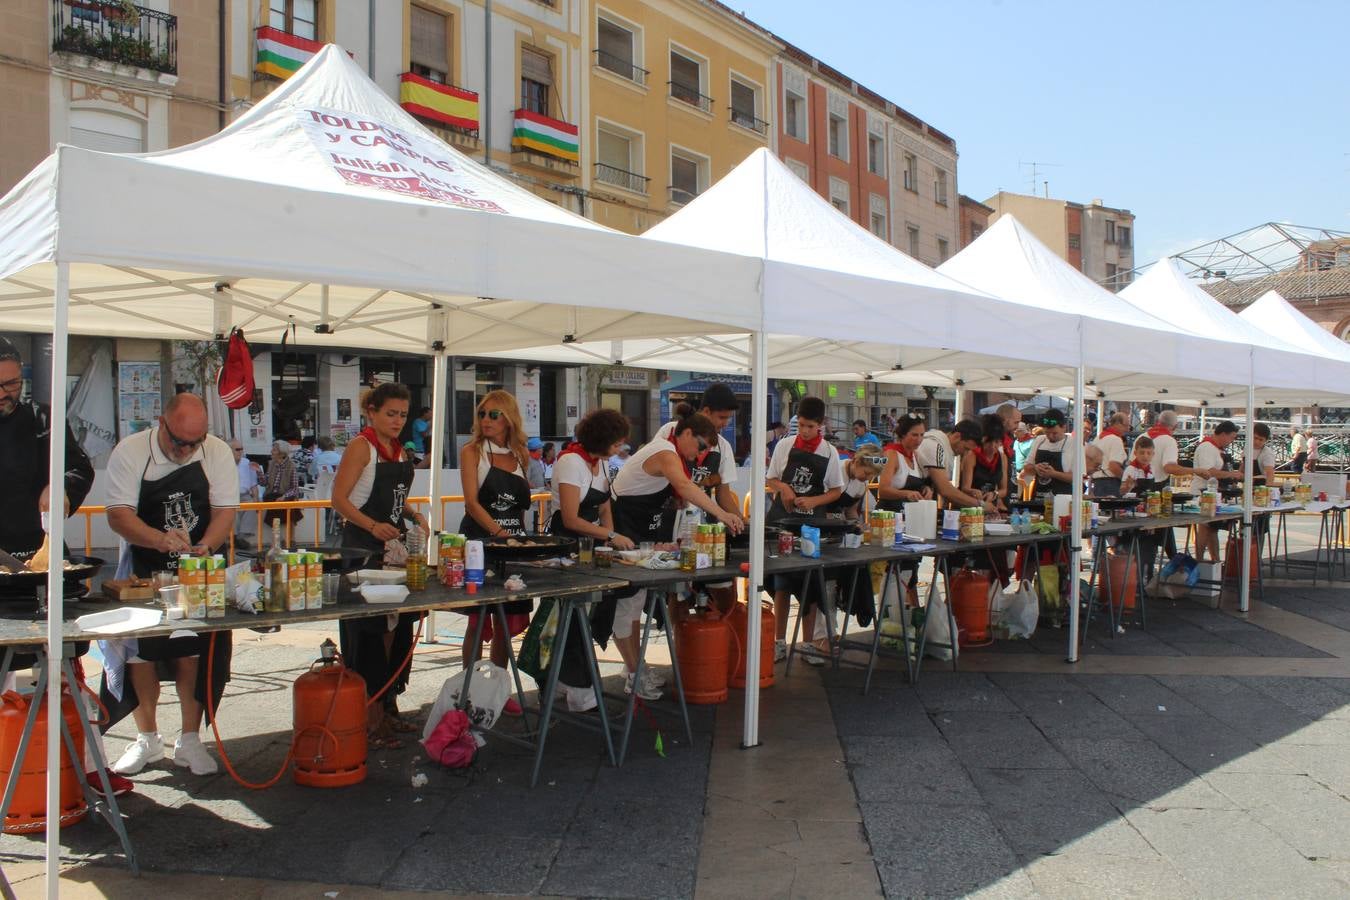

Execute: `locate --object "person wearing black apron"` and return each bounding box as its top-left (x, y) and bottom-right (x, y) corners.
top-left (102, 394), bottom-right (238, 776)
top-left (544, 409), bottom-right (634, 706)
top-left (610, 405), bottom-right (744, 698)
top-left (766, 397), bottom-right (845, 664)
top-left (877, 415), bottom-right (931, 514)
top-left (458, 391), bottom-right (533, 704)
top-left (1089, 413), bottom-right (1129, 498)
top-left (962, 416), bottom-right (1009, 511)
top-left (819, 449), bottom-right (882, 631)
top-left (332, 382), bottom-right (428, 744)
top-left (1022, 411), bottom-right (1077, 499)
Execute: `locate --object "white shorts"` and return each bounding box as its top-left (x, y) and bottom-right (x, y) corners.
top-left (613, 590), bottom-right (646, 636)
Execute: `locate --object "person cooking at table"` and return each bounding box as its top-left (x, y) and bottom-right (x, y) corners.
top-left (811, 445), bottom-right (883, 648)
top-left (458, 389), bottom-right (533, 714)
top-left (1089, 411), bottom-right (1130, 497)
top-left (1020, 411), bottom-right (1079, 499)
top-left (1120, 435), bottom-right (1158, 497)
top-left (1245, 423), bottom-right (1279, 546)
top-left (961, 414), bottom-right (1009, 511)
top-left (545, 408), bottom-right (634, 712)
top-left (766, 396), bottom-right (845, 665)
top-left (920, 419), bottom-right (994, 512)
top-left (995, 403), bottom-right (1022, 462)
top-left (332, 383), bottom-right (429, 746)
top-left (1190, 420), bottom-right (1242, 563)
top-left (103, 393), bottom-right (238, 777)
top-left (1147, 409), bottom-right (1207, 559)
top-left (654, 383), bottom-right (743, 615)
top-left (877, 415), bottom-right (933, 512)
top-left (610, 404), bottom-right (745, 698)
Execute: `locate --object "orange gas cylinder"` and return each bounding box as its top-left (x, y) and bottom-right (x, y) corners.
top-left (293, 640), bottom-right (367, 788)
top-left (950, 567), bottom-right (993, 644)
top-left (1223, 536), bottom-right (1261, 583)
top-left (0, 690), bottom-right (87, 834)
top-left (726, 602), bottom-right (774, 690)
top-left (677, 609), bottom-right (731, 705)
top-left (1101, 551), bottom-right (1140, 612)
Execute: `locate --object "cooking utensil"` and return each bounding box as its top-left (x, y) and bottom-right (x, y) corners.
top-left (0, 555), bottom-right (104, 586)
top-left (482, 535), bottom-right (577, 561)
top-left (0, 548), bottom-right (28, 571)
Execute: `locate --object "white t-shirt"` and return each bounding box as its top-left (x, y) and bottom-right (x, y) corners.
top-left (1122, 462), bottom-right (1155, 491)
top-left (916, 431), bottom-right (954, 475)
top-left (1191, 439), bottom-right (1227, 494)
top-left (1152, 432), bottom-right (1180, 474)
top-left (1090, 431), bottom-right (1126, 479)
top-left (888, 449), bottom-right (925, 491)
top-left (655, 421), bottom-right (737, 488)
top-left (236, 457), bottom-right (258, 496)
top-left (1028, 433), bottom-right (1079, 473)
top-left (767, 437), bottom-right (845, 495)
top-left (551, 451), bottom-right (610, 499)
top-left (106, 427), bottom-right (239, 511)
top-left (1254, 444), bottom-right (1277, 476)
top-left (613, 437), bottom-right (681, 499)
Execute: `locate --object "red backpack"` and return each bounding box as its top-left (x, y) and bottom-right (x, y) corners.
top-left (217, 328), bottom-right (255, 409)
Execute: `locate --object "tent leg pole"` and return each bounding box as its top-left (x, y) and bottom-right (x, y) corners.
top-left (425, 347), bottom-right (448, 642)
top-left (743, 331), bottom-right (767, 749)
top-left (1067, 354), bottom-right (1084, 665)
top-left (1240, 383), bottom-right (1256, 614)
top-left (1095, 396), bottom-right (1105, 431)
top-left (45, 262), bottom-right (70, 899)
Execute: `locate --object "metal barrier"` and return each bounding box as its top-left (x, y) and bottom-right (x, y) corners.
top-left (74, 493), bottom-right (555, 564)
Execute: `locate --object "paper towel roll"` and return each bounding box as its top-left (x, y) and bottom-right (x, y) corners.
top-left (903, 500), bottom-right (938, 540)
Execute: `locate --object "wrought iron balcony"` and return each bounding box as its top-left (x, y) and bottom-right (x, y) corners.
top-left (593, 49), bottom-right (648, 86)
top-left (668, 81), bottom-right (712, 113)
top-left (595, 163), bottom-right (649, 194)
top-left (729, 107), bottom-right (768, 135)
top-left (52, 0), bottom-right (177, 75)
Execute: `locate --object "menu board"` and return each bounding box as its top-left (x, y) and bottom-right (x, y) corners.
top-left (118, 362), bottom-right (161, 437)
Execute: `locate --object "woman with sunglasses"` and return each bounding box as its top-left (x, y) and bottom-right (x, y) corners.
top-left (608, 404), bottom-right (745, 698)
top-left (458, 391), bottom-right (533, 706)
top-left (333, 383), bottom-right (428, 747)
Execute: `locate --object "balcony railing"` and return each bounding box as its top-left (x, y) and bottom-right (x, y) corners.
top-left (668, 81), bottom-right (712, 113)
top-left (595, 163), bottom-right (649, 194)
top-left (52, 0), bottom-right (177, 75)
top-left (729, 107), bottom-right (768, 135)
top-left (399, 72), bottom-right (479, 136)
top-left (670, 186), bottom-right (699, 206)
top-left (593, 49), bottom-right (648, 86)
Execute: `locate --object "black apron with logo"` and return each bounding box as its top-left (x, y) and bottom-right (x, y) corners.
top-left (768, 444), bottom-right (830, 524)
top-left (101, 457), bottom-right (231, 730)
top-left (543, 458), bottom-right (609, 687)
top-left (612, 483), bottom-right (680, 544)
top-left (1035, 441), bottom-right (1073, 496)
top-left (340, 449), bottom-right (417, 700)
top-left (690, 446), bottom-right (724, 496)
top-left (458, 453), bottom-right (532, 618)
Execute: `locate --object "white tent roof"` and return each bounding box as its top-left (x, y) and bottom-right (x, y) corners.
top-left (0, 45), bottom-right (761, 354)
top-left (481, 149), bottom-right (1104, 377)
top-left (1238, 289), bottom-right (1350, 363)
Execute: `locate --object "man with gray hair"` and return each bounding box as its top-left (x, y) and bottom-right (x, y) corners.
top-left (0, 336), bottom-right (94, 570)
top-left (995, 402), bottom-right (1022, 460)
top-left (1089, 411), bottom-right (1130, 497)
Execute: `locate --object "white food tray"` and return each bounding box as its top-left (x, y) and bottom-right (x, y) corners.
top-left (75, 607), bottom-right (163, 635)
top-left (348, 569), bottom-right (406, 585)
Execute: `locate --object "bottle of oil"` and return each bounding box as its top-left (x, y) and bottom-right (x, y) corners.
top-left (265, 528), bottom-right (287, 613)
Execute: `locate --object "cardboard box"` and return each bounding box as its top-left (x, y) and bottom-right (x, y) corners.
top-left (1192, 561), bottom-right (1222, 607)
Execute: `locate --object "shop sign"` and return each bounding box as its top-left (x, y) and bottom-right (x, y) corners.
top-left (689, 372), bottom-right (752, 390)
top-left (602, 367), bottom-right (650, 388)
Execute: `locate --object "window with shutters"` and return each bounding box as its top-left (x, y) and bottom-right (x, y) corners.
top-left (903, 153), bottom-right (917, 192)
top-left (937, 238), bottom-right (950, 262)
top-left (1104, 220), bottom-right (1116, 244)
top-left (934, 169), bottom-right (949, 206)
top-left (520, 46), bottom-right (553, 116)
top-left (410, 6), bottom-right (449, 84)
top-left (1117, 225), bottom-right (1131, 248)
top-left (868, 132), bottom-right (884, 176)
top-left (670, 147), bottom-right (707, 205)
top-left (828, 112), bottom-right (847, 160)
top-left (596, 16), bottom-right (644, 84)
top-left (784, 90), bottom-right (806, 141)
top-left (668, 48), bottom-right (709, 111)
top-left (595, 123), bottom-right (647, 193)
top-left (829, 177), bottom-right (849, 215)
top-left (871, 212), bottom-right (887, 240)
top-left (907, 225), bottom-right (920, 257)
top-left (270, 0), bottom-right (318, 41)
top-left (729, 77), bottom-right (763, 133)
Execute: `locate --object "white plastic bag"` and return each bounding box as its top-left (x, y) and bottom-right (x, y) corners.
top-left (923, 589), bottom-right (958, 662)
top-left (1003, 580), bottom-right (1038, 639)
top-left (422, 661), bottom-right (511, 740)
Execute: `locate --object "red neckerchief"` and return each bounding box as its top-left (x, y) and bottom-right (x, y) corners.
top-left (1098, 426), bottom-right (1124, 441)
top-left (1002, 433), bottom-right (1014, 458)
top-left (793, 433), bottom-right (823, 454)
top-left (557, 441), bottom-right (598, 468)
top-left (666, 435), bottom-right (693, 478)
top-left (884, 442), bottom-right (916, 464)
top-left (1201, 436), bottom-right (1224, 449)
top-left (1146, 425), bottom-right (1172, 440)
top-left (973, 444), bottom-right (1001, 470)
top-left (1129, 458), bottom-right (1152, 477)
top-left (360, 427), bottom-right (402, 463)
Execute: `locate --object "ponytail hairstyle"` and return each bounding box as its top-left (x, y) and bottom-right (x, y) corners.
top-left (893, 414), bottom-right (926, 442)
top-left (473, 389), bottom-right (530, 473)
top-left (671, 401), bottom-right (718, 443)
top-left (361, 382), bottom-right (411, 417)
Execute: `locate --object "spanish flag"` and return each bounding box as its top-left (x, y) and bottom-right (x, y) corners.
top-left (399, 73), bottom-right (479, 133)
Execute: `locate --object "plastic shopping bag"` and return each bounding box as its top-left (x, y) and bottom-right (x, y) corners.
top-left (516, 598), bottom-right (559, 683)
top-left (423, 708), bottom-right (477, 768)
top-left (1038, 563), bottom-right (1062, 615)
top-left (422, 661), bottom-right (511, 739)
top-left (1001, 580), bottom-right (1038, 638)
top-left (922, 589), bottom-right (958, 662)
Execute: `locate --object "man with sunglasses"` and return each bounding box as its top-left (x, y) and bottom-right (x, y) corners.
top-left (103, 391), bottom-right (238, 777)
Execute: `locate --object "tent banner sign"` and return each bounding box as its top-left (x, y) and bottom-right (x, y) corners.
top-left (299, 106), bottom-right (506, 213)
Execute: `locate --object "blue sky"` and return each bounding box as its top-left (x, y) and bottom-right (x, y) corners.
top-left (734, 0), bottom-right (1349, 263)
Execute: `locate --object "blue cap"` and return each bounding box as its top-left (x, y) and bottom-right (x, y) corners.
top-left (527, 437), bottom-right (543, 451)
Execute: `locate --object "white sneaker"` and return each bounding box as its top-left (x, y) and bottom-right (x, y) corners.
top-left (111, 733), bottom-right (163, 775)
top-left (624, 672), bottom-right (662, 701)
top-left (642, 668), bottom-right (666, 689)
top-left (173, 733), bottom-right (219, 776)
top-left (774, 639), bottom-right (787, 663)
top-left (799, 645), bottom-right (827, 667)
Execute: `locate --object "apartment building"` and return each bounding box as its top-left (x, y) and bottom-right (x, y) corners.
top-left (889, 110), bottom-right (959, 267)
top-left (958, 194), bottom-right (992, 248)
top-left (0, 0), bottom-right (225, 197)
top-left (583, 0), bottom-right (778, 235)
top-left (983, 190), bottom-right (1136, 290)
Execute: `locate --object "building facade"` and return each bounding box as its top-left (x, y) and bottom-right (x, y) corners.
top-left (583, 0), bottom-right (778, 235)
top-left (983, 191), bottom-right (1135, 290)
top-left (958, 194), bottom-right (992, 249)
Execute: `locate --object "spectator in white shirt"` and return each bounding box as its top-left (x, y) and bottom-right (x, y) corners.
top-left (1089, 412), bottom-right (1130, 497)
top-left (1191, 420), bottom-right (1242, 561)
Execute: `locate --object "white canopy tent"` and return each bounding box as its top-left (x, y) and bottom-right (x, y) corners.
top-left (1238, 289), bottom-right (1350, 365)
top-left (0, 45), bottom-right (768, 894)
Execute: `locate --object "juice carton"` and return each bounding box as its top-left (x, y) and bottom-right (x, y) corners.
top-left (205, 555), bottom-right (227, 619)
top-left (286, 552), bottom-right (306, 612)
